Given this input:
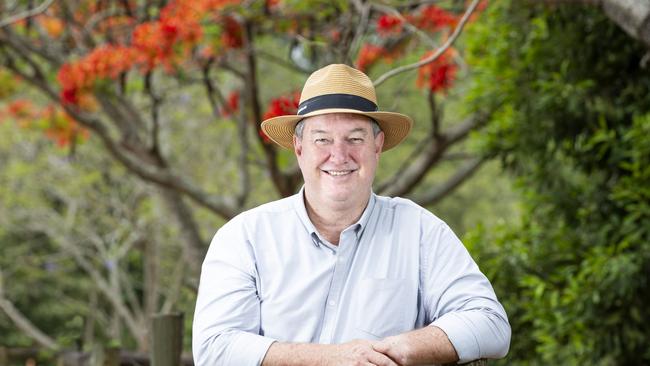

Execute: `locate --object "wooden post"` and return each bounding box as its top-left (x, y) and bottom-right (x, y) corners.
top-left (151, 313), bottom-right (184, 366)
top-left (90, 346), bottom-right (120, 366)
top-left (103, 347), bottom-right (120, 366)
top-left (0, 347), bottom-right (7, 366)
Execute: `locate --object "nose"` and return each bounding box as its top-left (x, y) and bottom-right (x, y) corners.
top-left (328, 140), bottom-right (349, 164)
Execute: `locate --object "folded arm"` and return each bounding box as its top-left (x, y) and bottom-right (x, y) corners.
top-left (192, 219), bottom-right (276, 365)
top-left (416, 221), bottom-right (511, 363)
top-left (374, 325), bottom-right (458, 365)
top-left (262, 339), bottom-right (400, 366)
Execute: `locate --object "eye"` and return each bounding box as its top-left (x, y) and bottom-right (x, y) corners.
top-left (315, 138), bottom-right (331, 144)
top-left (349, 137), bottom-right (364, 144)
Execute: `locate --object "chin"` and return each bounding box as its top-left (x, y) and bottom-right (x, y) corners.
top-left (323, 188), bottom-right (355, 203)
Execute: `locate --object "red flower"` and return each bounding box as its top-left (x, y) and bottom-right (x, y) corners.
top-left (417, 49), bottom-right (458, 93)
top-left (266, 0), bottom-right (280, 9)
top-left (377, 15), bottom-right (403, 36)
top-left (43, 107), bottom-right (89, 148)
top-left (55, 0), bottom-right (244, 104)
top-left (262, 92), bottom-right (299, 120)
top-left (61, 88), bottom-right (79, 105)
top-left (413, 5), bottom-right (457, 32)
top-left (259, 128), bottom-right (271, 143)
top-left (222, 91), bottom-right (240, 117)
top-left (260, 92), bottom-right (299, 144)
top-left (355, 44), bottom-right (386, 72)
top-left (161, 19), bottom-right (180, 40)
top-left (329, 29), bottom-right (341, 43)
top-left (57, 45), bottom-right (137, 105)
top-left (221, 16), bottom-right (243, 49)
top-left (7, 99), bottom-right (33, 119)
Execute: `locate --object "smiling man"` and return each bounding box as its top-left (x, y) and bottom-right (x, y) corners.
top-left (192, 64), bottom-right (511, 366)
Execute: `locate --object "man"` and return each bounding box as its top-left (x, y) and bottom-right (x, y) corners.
top-left (193, 64), bottom-right (510, 365)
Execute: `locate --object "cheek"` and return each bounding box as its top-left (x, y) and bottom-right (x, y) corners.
top-left (358, 150), bottom-right (379, 168)
top-left (300, 149), bottom-right (327, 170)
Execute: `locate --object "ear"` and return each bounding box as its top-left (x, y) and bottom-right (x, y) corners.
top-left (374, 131), bottom-right (385, 156)
top-left (293, 135), bottom-right (303, 157)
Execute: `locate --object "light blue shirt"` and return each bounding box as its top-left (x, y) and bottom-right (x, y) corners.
top-left (192, 189), bottom-right (510, 365)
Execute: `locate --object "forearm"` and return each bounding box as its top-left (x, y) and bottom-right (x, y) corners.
top-left (193, 330), bottom-right (276, 366)
top-left (374, 326), bottom-right (459, 366)
top-left (261, 342), bottom-right (335, 366)
top-left (262, 340), bottom-right (400, 366)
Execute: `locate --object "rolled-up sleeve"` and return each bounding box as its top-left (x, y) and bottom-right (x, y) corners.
top-left (192, 216), bottom-right (276, 365)
top-left (423, 221), bottom-right (511, 363)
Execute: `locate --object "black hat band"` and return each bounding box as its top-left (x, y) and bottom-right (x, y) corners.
top-left (297, 94), bottom-right (378, 116)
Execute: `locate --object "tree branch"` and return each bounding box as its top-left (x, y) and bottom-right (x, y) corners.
top-left (1, 39), bottom-right (240, 219)
top-left (346, 0), bottom-right (372, 65)
top-left (0, 32), bottom-right (56, 82)
top-left (32, 219), bottom-right (146, 348)
top-left (429, 89), bottom-right (441, 138)
top-left (0, 297), bottom-right (61, 351)
top-left (157, 187), bottom-right (205, 277)
top-left (599, 0), bottom-right (650, 47)
top-left (243, 19), bottom-right (295, 197)
top-left (201, 59), bottom-right (229, 119)
top-left (94, 94), bottom-right (146, 149)
top-left (411, 156), bottom-right (486, 206)
top-left (373, 0), bottom-right (481, 87)
top-left (144, 71), bottom-right (163, 158)
top-left (0, 269), bottom-right (60, 351)
top-left (160, 252), bottom-right (185, 314)
top-left (256, 48), bottom-right (311, 74)
top-left (371, 3), bottom-right (438, 49)
top-left (236, 88), bottom-right (251, 206)
top-left (0, 0), bottom-right (56, 28)
top-left (377, 112), bottom-right (489, 197)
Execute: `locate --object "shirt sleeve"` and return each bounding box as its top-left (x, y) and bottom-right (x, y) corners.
top-left (422, 219), bottom-right (511, 363)
top-left (192, 216), bottom-right (276, 366)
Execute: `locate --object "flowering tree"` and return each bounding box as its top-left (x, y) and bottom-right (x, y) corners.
top-left (0, 0), bottom-right (490, 357)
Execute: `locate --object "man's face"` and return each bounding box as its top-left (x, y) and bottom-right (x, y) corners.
top-left (293, 113), bottom-right (384, 205)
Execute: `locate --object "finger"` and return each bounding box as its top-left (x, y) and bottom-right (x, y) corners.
top-left (367, 350), bottom-right (399, 366)
top-left (372, 341), bottom-right (389, 353)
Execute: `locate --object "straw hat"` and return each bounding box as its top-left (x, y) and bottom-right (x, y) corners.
top-left (261, 64), bottom-right (413, 152)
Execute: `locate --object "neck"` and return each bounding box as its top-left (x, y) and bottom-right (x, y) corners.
top-left (303, 190), bottom-right (370, 245)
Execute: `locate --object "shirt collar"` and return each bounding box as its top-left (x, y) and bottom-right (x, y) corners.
top-left (292, 186), bottom-right (377, 246)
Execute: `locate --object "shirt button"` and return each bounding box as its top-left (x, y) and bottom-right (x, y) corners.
top-left (328, 300), bottom-right (337, 306)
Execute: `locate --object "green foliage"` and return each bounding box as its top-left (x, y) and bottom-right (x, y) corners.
top-left (464, 2), bottom-right (650, 364)
top-left (0, 122), bottom-right (196, 355)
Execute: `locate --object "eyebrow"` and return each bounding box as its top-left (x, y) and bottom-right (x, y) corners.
top-left (309, 128), bottom-right (369, 135)
top-left (349, 128), bottom-right (369, 135)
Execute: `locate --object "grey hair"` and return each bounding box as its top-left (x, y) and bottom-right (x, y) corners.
top-left (293, 117), bottom-right (382, 139)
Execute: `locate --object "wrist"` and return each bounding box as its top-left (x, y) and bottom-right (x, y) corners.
top-left (374, 334), bottom-right (414, 365)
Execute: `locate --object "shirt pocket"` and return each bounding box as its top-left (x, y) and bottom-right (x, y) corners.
top-left (353, 278), bottom-right (410, 339)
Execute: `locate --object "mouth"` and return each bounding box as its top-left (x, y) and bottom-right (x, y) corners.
top-left (322, 169), bottom-right (357, 177)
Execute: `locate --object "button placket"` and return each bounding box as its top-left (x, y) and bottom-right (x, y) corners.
top-left (318, 230), bottom-right (356, 343)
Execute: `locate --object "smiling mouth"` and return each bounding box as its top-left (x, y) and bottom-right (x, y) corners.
top-left (322, 169), bottom-right (356, 176)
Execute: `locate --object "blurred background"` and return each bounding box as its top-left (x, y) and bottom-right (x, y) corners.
top-left (0, 0), bottom-right (648, 365)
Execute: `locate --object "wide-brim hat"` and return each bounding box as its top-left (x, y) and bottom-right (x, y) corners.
top-left (261, 64), bottom-right (413, 152)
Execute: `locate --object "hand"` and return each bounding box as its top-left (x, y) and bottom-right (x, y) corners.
top-left (373, 327), bottom-right (459, 366)
top-left (330, 339), bottom-right (400, 366)
top-left (373, 335), bottom-right (410, 365)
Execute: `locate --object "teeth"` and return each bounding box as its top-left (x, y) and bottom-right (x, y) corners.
top-left (328, 170), bottom-right (351, 176)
